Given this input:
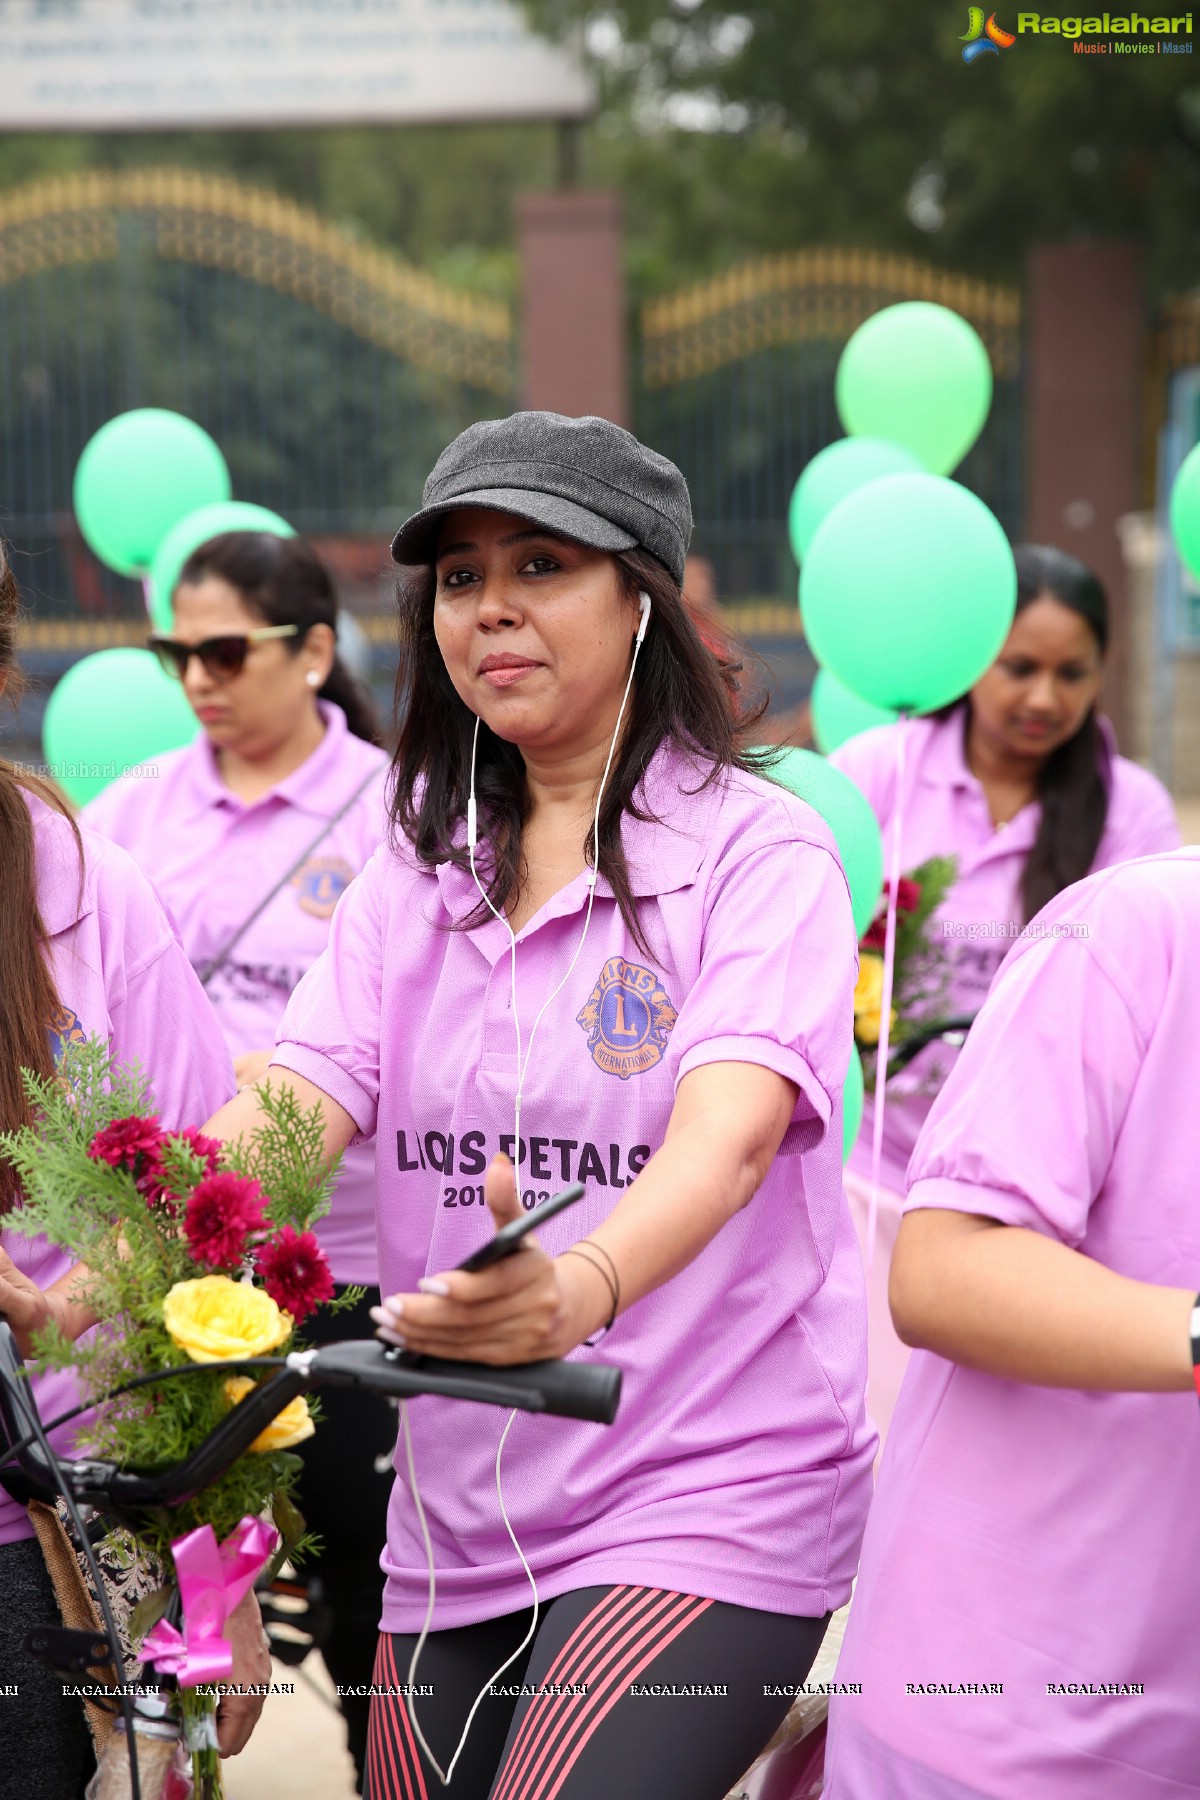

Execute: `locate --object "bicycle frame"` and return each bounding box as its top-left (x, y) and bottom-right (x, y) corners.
top-left (0, 1324), bottom-right (621, 1799)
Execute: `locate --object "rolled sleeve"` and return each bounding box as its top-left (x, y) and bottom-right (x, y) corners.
top-left (904, 1175), bottom-right (1068, 1239)
top-left (666, 833), bottom-right (857, 1149)
top-left (268, 1043), bottom-right (378, 1138)
top-left (675, 1032), bottom-right (833, 1133)
top-left (273, 845), bottom-right (386, 1142)
top-left (904, 914), bottom-right (1146, 1244)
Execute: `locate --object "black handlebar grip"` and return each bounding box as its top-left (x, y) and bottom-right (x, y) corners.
top-left (309, 1342), bottom-right (621, 1425)
top-left (425, 1354), bottom-right (622, 1425)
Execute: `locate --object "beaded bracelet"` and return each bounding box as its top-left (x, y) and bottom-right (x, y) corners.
top-left (561, 1243), bottom-right (619, 1345)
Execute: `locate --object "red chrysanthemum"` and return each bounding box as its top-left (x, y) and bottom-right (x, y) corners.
top-left (861, 876), bottom-right (923, 951)
top-left (88, 1115), bottom-right (165, 1173)
top-left (135, 1158), bottom-right (174, 1213)
top-left (254, 1227), bottom-right (334, 1325)
top-left (138, 1127), bottom-right (225, 1214)
top-left (175, 1128), bottom-right (224, 1173)
top-left (183, 1173), bottom-right (267, 1269)
top-left (894, 877), bottom-right (922, 914)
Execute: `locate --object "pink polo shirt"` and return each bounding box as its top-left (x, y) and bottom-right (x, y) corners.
top-left (825, 847), bottom-right (1200, 1799)
top-left (0, 796), bottom-right (234, 1548)
top-left (829, 707), bottom-right (1179, 1191)
top-left (84, 702), bottom-right (390, 1285)
top-left (273, 742), bottom-right (877, 1631)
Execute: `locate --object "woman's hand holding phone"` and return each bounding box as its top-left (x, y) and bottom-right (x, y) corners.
top-left (368, 1155), bottom-right (606, 1364)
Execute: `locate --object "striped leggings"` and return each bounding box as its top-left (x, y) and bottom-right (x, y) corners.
top-left (364, 1584), bottom-right (828, 1800)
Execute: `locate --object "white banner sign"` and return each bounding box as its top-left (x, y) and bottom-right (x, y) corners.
top-left (0, 0), bottom-right (595, 130)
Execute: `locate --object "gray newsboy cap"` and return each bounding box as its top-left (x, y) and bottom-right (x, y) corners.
top-left (390, 411), bottom-right (693, 586)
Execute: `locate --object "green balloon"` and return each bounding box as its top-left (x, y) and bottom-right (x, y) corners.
top-left (836, 303), bottom-right (993, 476)
top-left (149, 503), bottom-right (295, 630)
top-left (43, 649), bottom-right (198, 806)
top-left (752, 746), bottom-right (884, 940)
top-left (810, 669), bottom-right (899, 754)
top-left (73, 411), bottom-right (230, 578)
top-left (788, 438), bottom-right (922, 564)
top-left (843, 1044), bottom-right (864, 1163)
top-left (1169, 442), bottom-right (1200, 581)
top-left (800, 472), bottom-right (1016, 713)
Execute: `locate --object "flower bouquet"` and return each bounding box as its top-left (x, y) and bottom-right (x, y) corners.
top-left (853, 855), bottom-right (958, 1089)
top-left (0, 1037), bottom-right (354, 1799)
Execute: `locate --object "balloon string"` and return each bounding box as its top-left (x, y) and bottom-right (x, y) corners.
top-left (864, 711), bottom-right (908, 1281)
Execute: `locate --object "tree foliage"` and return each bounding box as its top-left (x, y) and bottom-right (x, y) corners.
top-left (0, 2), bottom-right (1196, 303)
top-left (527, 0), bottom-right (1200, 297)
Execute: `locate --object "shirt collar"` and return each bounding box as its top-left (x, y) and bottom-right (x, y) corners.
top-left (917, 704), bottom-right (1116, 794)
top-left (915, 704), bottom-right (1116, 864)
top-left (30, 791), bottom-right (93, 935)
top-left (914, 706), bottom-right (975, 791)
top-left (432, 738), bottom-right (723, 929)
top-left (189, 700), bottom-right (353, 818)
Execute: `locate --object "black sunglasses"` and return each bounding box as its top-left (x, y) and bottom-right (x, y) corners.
top-left (147, 624), bottom-right (300, 682)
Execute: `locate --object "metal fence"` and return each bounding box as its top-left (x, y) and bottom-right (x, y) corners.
top-left (0, 169), bottom-right (516, 618)
top-left (634, 248), bottom-right (1024, 607)
top-left (1, 177), bottom-right (1031, 628)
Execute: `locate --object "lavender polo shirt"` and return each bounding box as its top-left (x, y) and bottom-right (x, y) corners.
top-left (84, 702), bottom-right (390, 1285)
top-left (826, 848), bottom-right (1200, 1799)
top-left (273, 743), bottom-right (877, 1631)
top-left (830, 708), bottom-right (1180, 1192)
top-left (0, 797), bottom-right (234, 1549)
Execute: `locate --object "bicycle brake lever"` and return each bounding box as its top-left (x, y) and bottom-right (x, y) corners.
top-left (23, 1622), bottom-right (117, 1680)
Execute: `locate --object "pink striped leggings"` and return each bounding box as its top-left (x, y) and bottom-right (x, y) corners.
top-left (365, 1585), bottom-right (828, 1800)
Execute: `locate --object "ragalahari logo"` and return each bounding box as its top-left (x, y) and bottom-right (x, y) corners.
top-left (961, 7), bottom-right (1017, 57)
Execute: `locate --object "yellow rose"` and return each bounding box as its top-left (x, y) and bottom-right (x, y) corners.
top-left (163, 1275), bottom-right (291, 1363)
top-left (223, 1376), bottom-right (315, 1452)
top-left (853, 953), bottom-right (897, 1048)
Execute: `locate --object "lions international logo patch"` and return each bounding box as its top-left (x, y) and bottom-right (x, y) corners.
top-left (577, 958), bottom-right (678, 1081)
top-left (291, 856), bottom-right (356, 919)
top-left (47, 1005), bottom-right (87, 1062)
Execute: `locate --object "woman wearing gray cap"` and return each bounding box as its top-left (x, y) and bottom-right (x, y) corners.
top-left (190, 411), bottom-right (875, 1795)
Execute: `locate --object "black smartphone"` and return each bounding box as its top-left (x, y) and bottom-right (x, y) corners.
top-left (455, 1183), bottom-right (586, 1274)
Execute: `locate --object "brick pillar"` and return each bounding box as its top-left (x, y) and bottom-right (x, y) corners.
top-left (1025, 243), bottom-right (1143, 744)
top-left (515, 190), bottom-right (628, 426)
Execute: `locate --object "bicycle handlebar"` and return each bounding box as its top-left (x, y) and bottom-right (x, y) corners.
top-left (0, 1325), bottom-right (621, 1519)
top-left (885, 1013), bottom-right (976, 1076)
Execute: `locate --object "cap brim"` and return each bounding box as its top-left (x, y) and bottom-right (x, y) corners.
top-left (390, 487), bottom-right (639, 567)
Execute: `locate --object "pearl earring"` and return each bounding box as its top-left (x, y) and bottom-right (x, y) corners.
top-left (307, 671), bottom-right (320, 688)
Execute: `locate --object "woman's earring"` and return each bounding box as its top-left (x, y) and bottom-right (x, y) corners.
top-left (306, 671), bottom-right (320, 688)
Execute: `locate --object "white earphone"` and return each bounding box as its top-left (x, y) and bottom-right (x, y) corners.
top-left (403, 587), bottom-right (654, 1785)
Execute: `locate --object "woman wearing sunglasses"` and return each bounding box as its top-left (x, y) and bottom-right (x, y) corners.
top-left (83, 530), bottom-right (392, 1795)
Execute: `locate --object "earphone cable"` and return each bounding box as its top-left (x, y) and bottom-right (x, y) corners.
top-left (468, 620), bottom-right (646, 1158)
top-left (401, 1402), bottom-right (536, 1786)
top-left (408, 607), bottom-right (648, 1777)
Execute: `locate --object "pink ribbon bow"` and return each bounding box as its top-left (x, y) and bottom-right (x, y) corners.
top-left (142, 1516), bottom-right (279, 1688)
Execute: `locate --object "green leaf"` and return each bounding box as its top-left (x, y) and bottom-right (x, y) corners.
top-left (128, 1584), bottom-right (174, 1647)
top-left (272, 1488), bottom-right (307, 1552)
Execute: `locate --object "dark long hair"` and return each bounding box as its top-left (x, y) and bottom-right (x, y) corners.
top-left (390, 544), bottom-right (768, 953)
top-left (0, 544), bottom-right (77, 1213)
top-left (176, 533), bottom-right (382, 744)
top-left (947, 543), bottom-right (1109, 924)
